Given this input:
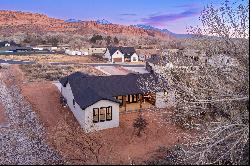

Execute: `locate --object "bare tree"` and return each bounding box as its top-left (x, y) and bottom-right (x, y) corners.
top-left (139, 0), bottom-right (249, 164)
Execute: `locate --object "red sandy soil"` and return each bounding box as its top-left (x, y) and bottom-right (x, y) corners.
top-left (9, 65), bottom-right (190, 164)
top-left (0, 103), bottom-right (7, 125)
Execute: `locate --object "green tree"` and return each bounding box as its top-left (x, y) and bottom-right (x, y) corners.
top-left (90, 34), bottom-right (103, 43)
top-left (106, 36), bottom-right (112, 45)
top-left (114, 36), bottom-right (119, 45)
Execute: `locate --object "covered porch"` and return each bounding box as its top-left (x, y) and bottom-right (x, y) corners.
top-left (115, 93), bottom-right (156, 114)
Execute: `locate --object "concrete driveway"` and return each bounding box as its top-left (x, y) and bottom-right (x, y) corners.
top-left (96, 66), bottom-right (131, 75)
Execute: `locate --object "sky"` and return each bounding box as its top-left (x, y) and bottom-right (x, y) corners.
top-left (0, 0), bottom-right (232, 34)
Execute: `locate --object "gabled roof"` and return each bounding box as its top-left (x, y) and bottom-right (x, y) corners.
top-left (107, 46), bottom-right (136, 57)
top-left (59, 72), bottom-right (162, 109)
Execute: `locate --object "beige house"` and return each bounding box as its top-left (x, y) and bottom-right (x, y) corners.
top-left (88, 48), bottom-right (106, 55)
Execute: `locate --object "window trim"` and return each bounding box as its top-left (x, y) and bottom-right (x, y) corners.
top-left (73, 99), bottom-right (75, 108)
top-left (106, 106), bottom-right (112, 121)
top-left (93, 108), bottom-right (99, 123)
top-left (99, 107), bottom-right (106, 122)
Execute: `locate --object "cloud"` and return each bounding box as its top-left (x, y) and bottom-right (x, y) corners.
top-left (120, 13), bottom-right (137, 16)
top-left (141, 8), bottom-right (201, 26)
top-left (175, 3), bottom-right (200, 9)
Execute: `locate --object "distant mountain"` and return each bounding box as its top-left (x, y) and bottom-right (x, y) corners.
top-left (65, 18), bottom-right (82, 23)
top-left (0, 10), bottom-right (173, 40)
top-left (133, 24), bottom-right (160, 31)
top-left (161, 29), bottom-right (194, 39)
top-left (96, 19), bottom-right (112, 25)
top-left (134, 24), bottom-right (194, 39)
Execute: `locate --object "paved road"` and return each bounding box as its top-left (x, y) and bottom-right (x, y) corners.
top-left (86, 63), bottom-right (145, 67)
top-left (0, 58), bottom-right (145, 67)
top-left (0, 59), bottom-right (34, 64)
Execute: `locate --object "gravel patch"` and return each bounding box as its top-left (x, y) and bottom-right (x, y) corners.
top-left (0, 72), bottom-right (64, 164)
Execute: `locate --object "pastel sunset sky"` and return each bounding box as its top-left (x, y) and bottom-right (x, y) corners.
top-left (0, 0), bottom-right (233, 33)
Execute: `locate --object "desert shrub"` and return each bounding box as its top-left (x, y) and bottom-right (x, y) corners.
top-left (133, 113), bottom-right (148, 137)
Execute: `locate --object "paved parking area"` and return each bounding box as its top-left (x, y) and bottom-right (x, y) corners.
top-left (123, 67), bottom-right (149, 74)
top-left (96, 65), bottom-right (149, 75)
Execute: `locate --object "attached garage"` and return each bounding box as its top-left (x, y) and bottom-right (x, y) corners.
top-left (113, 58), bottom-right (123, 63)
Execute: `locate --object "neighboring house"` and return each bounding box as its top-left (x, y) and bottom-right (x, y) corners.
top-left (146, 51), bottom-right (200, 73)
top-left (88, 48), bottom-right (106, 55)
top-left (0, 46), bottom-right (33, 53)
top-left (65, 49), bottom-right (82, 55)
top-left (206, 54), bottom-right (239, 68)
top-left (35, 44), bottom-right (70, 51)
top-left (80, 48), bottom-right (89, 55)
top-left (59, 72), bottom-right (169, 132)
top-left (0, 41), bottom-right (20, 47)
top-left (104, 46), bottom-right (139, 63)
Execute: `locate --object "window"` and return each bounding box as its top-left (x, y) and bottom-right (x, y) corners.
top-left (106, 106), bottom-right (112, 121)
top-left (73, 99), bottom-right (75, 108)
top-left (132, 95), bottom-right (138, 102)
top-left (93, 107), bottom-right (112, 123)
top-left (126, 95), bottom-right (129, 102)
top-left (133, 57), bottom-right (137, 61)
top-left (100, 107), bottom-right (106, 122)
top-left (93, 108), bottom-right (99, 123)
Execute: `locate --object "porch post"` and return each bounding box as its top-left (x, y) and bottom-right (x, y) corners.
top-left (122, 96), bottom-right (127, 111)
top-left (140, 94), bottom-right (142, 108)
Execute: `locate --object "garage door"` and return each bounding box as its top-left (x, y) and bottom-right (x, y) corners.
top-left (113, 58), bottom-right (122, 62)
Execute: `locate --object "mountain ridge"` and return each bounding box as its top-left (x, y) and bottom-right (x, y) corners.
top-left (0, 10), bottom-right (174, 40)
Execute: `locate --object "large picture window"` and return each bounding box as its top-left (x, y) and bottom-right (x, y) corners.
top-left (93, 108), bottom-right (99, 123)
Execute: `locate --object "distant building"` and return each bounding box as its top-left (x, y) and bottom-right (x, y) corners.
top-left (206, 54), bottom-right (239, 68)
top-left (65, 49), bottom-right (82, 56)
top-left (88, 48), bottom-right (106, 55)
top-left (0, 46), bottom-right (33, 53)
top-left (104, 46), bottom-right (139, 63)
top-left (0, 41), bottom-right (20, 47)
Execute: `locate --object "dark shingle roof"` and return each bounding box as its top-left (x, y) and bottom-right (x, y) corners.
top-left (60, 72), bottom-right (161, 109)
top-left (0, 41), bottom-right (20, 47)
top-left (107, 46), bottom-right (136, 58)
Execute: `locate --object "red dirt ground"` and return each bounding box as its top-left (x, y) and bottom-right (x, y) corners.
top-left (0, 103), bottom-right (7, 125)
top-left (9, 65), bottom-right (190, 164)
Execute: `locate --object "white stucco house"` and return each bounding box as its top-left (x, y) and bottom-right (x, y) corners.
top-left (206, 54), bottom-right (239, 68)
top-left (59, 72), bottom-right (168, 132)
top-left (104, 46), bottom-right (139, 63)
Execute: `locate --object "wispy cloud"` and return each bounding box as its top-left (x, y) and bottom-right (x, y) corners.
top-left (120, 13), bottom-right (137, 16)
top-left (141, 8), bottom-right (201, 26)
top-left (175, 3), bottom-right (201, 9)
